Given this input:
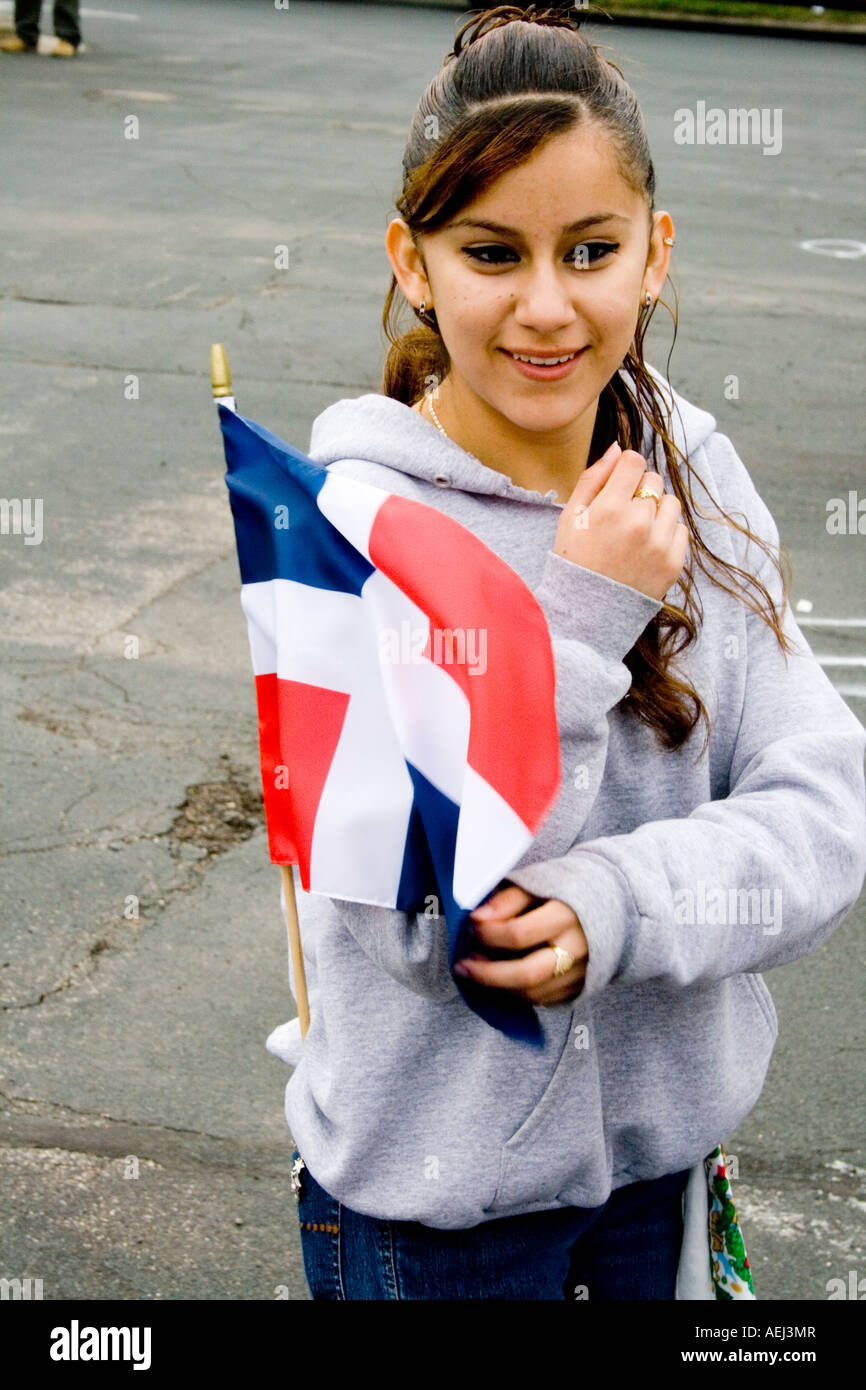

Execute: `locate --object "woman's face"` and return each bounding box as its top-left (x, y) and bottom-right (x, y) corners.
top-left (388, 121), bottom-right (673, 442)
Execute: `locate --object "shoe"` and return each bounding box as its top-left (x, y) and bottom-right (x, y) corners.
top-left (50, 39), bottom-right (77, 57)
top-left (0, 35), bottom-right (38, 53)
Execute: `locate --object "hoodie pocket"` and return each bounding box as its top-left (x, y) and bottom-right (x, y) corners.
top-left (744, 971), bottom-right (778, 1043)
top-left (484, 1010), bottom-right (606, 1215)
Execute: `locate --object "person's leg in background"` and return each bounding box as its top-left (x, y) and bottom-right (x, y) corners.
top-left (12, 0), bottom-right (42, 49)
top-left (53, 0), bottom-right (81, 49)
top-left (1, 1), bottom-right (80, 54)
top-left (566, 1167), bottom-right (689, 1300)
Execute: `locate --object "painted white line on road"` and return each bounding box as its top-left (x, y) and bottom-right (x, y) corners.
top-left (816, 656), bottom-right (866, 667)
top-left (833, 684), bottom-right (866, 699)
top-left (0, 2), bottom-right (139, 15)
top-left (96, 88), bottom-right (176, 101)
top-left (799, 238), bottom-right (866, 260)
top-left (797, 618), bottom-right (866, 628)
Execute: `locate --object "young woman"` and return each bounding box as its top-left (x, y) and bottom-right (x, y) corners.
top-left (265, 5), bottom-right (866, 1299)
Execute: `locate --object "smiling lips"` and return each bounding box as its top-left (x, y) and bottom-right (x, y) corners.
top-left (505, 347), bottom-right (586, 364)
top-left (502, 347), bottom-right (586, 379)
top-left (505, 348), bottom-right (584, 364)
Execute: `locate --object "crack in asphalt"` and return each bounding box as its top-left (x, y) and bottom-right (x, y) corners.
top-left (0, 1088), bottom-right (241, 1141)
top-left (91, 549), bottom-right (236, 644)
top-left (0, 1089), bottom-right (290, 1170)
top-left (1, 760), bottom-right (264, 1010)
top-left (3, 291), bottom-right (237, 311)
top-left (0, 351), bottom-right (378, 395)
top-left (88, 667), bottom-right (132, 705)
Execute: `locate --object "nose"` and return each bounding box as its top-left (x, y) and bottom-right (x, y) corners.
top-left (512, 258), bottom-right (580, 334)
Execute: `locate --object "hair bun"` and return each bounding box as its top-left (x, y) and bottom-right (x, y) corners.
top-left (447, 4), bottom-right (584, 63)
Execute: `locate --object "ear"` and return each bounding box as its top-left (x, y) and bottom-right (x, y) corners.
top-left (385, 217), bottom-right (431, 310)
top-left (644, 210), bottom-right (675, 300)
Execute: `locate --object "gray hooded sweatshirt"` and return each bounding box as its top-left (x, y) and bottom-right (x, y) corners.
top-left (265, 364), bottom-right (866, 1230)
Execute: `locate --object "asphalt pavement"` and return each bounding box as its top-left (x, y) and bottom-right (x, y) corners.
top-left (0, 0), bottom-right (864, 1303)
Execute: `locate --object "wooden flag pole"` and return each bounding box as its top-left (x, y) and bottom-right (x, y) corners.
top-left (281, 864), bottom-right (310, 1040)
top-left (211, 342), bottom-right (311, 1042)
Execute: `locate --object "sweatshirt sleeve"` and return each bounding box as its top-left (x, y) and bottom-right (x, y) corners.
top-left (507, 458), bottom-right (866, 997)
top-left (508, 550), bottom-right (663, 864)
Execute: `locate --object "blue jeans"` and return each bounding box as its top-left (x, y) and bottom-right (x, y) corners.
top-left (293, 1149), bottom-right (688, 1300)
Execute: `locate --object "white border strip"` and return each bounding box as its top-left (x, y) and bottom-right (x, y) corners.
top-left (0, 2), bottom-right (139, 17)
top-left (797, 618), bottom-right (866, 628)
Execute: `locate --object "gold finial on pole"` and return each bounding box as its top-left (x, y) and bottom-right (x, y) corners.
top-left (210, 343), bottom-right (236, 411)
top-left (210, 343), bottom-right (231, 396)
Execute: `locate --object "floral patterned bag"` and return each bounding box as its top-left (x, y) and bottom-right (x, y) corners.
top-left (706, 1144), bottom-right (755, 1299)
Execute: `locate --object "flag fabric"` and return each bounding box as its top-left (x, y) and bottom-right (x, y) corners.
top-left (220, 404), bottom-right (562, 1044)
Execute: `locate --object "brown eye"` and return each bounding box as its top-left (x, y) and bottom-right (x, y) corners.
top-left (462, 245), bottom-right (518, 264)
top-left (568, 242), bottom-right (619, 267)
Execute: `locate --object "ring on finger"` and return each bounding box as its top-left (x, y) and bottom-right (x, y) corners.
top-left (633, 483), bottom-right (662, 515)
top-left (549, 944), bottom-right (576, 978)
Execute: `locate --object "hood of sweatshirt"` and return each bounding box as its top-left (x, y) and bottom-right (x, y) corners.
top-left (307, 362), bottom-right (718, 502)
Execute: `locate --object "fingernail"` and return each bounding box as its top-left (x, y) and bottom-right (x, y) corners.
top-left (453, 962), bottom-right (470, 977)
top-left (471, 904), bottom-right (493, 918)
top-left (596, 441), bottom-right (622, 467)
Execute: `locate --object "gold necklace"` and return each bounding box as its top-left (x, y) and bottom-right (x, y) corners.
top-left (423, 389), bottom-right (448, 438)
top-left (420, 389), bottom-right (490, 474)
top-left (421, 388), bottom-right (571, 507)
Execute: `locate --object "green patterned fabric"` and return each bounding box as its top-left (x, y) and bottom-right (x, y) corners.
top-left (706, 1145), bottom-right (755, 1299)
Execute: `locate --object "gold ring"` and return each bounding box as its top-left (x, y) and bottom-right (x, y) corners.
top-left (633, 484), bottom-right (662, 514)
top-left (550, 944), bottom-right (575, 978)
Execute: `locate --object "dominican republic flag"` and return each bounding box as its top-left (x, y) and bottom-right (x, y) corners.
top-left (220, 404), bottom-right (561, 1044)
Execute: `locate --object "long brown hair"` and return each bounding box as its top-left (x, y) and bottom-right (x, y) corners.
top-left (381, 4), bottom-right (794, 757)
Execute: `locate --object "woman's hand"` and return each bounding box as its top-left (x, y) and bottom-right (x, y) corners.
top-left (553, 441), bottom-right (689, 602)
top-left (454, 884), bottom-right (588, 1006)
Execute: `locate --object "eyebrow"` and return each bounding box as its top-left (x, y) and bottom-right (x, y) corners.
top-left (446, 214), bottom-right (629, 237)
